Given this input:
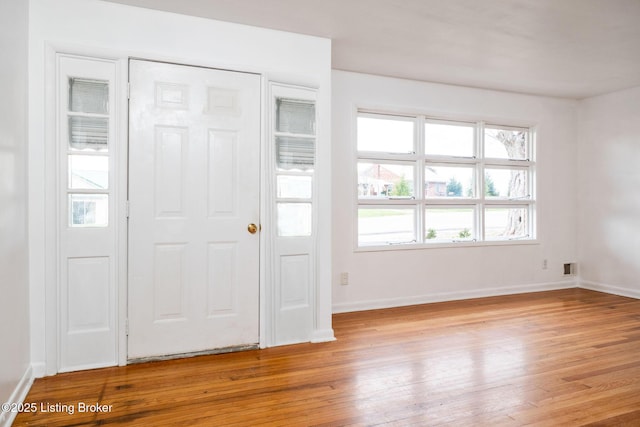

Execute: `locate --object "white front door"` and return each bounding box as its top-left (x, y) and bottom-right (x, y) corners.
top-left (128, 60), bottom-right (261, 359)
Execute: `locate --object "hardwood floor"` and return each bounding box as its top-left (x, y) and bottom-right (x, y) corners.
top-left (13, 289), bottom-right (640, 426)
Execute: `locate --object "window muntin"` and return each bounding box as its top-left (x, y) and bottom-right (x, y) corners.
top-left (356, 112), bottom-right (534, 248)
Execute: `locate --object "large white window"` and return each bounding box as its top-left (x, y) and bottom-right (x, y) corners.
top-left (356, 111), bottom-right (535, 248)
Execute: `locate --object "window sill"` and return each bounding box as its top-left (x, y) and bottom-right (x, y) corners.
top-left (354, 239), bottom-right (539, 253)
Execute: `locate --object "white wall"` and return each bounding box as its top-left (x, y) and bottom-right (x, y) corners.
top-left (29, 0), bottom-right (332, 375)
top-left (332, 71), bottom-right (579, 312)
top-left (0, 0), bottom-right (32, 424)
top-left (578, 86), bottom-right (640, 298)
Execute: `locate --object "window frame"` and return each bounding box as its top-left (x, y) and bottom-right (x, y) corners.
top-left (355, 110), bottom-right (536, 251)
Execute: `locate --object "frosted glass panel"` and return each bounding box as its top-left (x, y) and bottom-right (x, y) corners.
top-left (276, 99), bottom-right (315, 135)
top-left (69, 78), bottom-right (109, 114)
top-left (68, 155), bottom-right (109, 190)
top-left (277, 203), bottom-right (312, 236)
top-left (69, 194), bottom-right (108, 227)
top-left (276, 136), bottom-right (315, 171)
top-left (277, 175), bottom-right (312, 199)
top-left (69, 116), bottom-right (109, 151)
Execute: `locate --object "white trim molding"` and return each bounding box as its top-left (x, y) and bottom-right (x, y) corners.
top-left (333, 280), bottom-right (577, 314)
top-left (579, 280), bottom-right (640, 300)
top-left (0, 366), bottom-right (34, 427)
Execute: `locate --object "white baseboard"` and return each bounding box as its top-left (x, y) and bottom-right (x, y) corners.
top-left (310, 328), bottom-right (337, 343)
top-left (332, 280), bottom-right (577, 314)
top-left (0, 365), bottom-right (34, 427)
top-left (579, 280), bottom-right (640, 300)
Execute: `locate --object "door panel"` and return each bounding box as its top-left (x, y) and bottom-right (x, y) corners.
top-left (128, 60), bottom-right (260, 359)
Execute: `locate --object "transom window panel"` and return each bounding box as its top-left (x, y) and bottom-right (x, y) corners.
top-left (484, 126), bottom-right (529, 160)
top-left (424, 121), bottom-right (475, 157)
top-left (356, 111), bottom-right (535, 248)
top-left (357, 115), bottom-right (414, 154)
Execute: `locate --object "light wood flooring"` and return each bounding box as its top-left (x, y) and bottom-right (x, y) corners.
top-left (13, 288), bottom-right (640, 426)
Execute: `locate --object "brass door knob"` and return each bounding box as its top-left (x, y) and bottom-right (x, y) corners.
top-left (247, 223), bottom-right (258, 234)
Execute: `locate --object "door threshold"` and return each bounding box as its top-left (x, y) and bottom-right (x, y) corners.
top-left (127, 343), bottom-right (259, 364)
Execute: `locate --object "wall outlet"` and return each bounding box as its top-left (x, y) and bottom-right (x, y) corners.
top-left (340, 272), bottom-right (349, 286)
top-left (542, 259), bottom-right (548, 270)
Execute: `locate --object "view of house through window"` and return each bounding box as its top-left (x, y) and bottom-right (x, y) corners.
top-left (356, 112), bottom-right (534, 248)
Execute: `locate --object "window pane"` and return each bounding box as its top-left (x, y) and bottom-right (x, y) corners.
top-left (276, 136), bottom-right (315, 171)
top-left (425, 207), bottom-right (475, 242)
top-left (277, 175), bottom-right (312, 199)
top-left (484, 168), bottom-right (529, 199)
top-left (276, 99), bottom-right (315, 135)
top-left (357, 116), bottom-right (414, 154)
top-left (358, 207), bottom-right (415, 246)
top-left (69, 194), bottom-right (108, 227)
top-left (484, 127), bottom-right (528, 160)
top-left (277, 203), bottom-right (312, 236)
top-left (485, 207), bottom-right (529, 240)
top-left (69, 155), bottom-right (109, 190)
top-left (425, 165), bottom-right (474, 198)
top-left (425, 122), bottom-right (474, 157)
top-left (69, 116), bottom-right (109, 151)
top-left (69, 78), bottom-right (109, 114)
top-left (358, 162), bottom-right (414, 199)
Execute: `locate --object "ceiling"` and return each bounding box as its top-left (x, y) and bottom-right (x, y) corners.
top-left (104, 0), bottom-right (640, 99)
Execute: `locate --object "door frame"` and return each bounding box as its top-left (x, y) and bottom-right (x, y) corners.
top-left (43, 45), bottom-right (273, 373)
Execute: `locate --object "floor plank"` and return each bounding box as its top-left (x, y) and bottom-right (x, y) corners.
top-left (12, 289), bottom-right (640, 426)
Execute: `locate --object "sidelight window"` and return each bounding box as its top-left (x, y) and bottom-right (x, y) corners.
top-left (66, 77), bottom-right (110, 227)
top-left (274, 97), bottom-right (316, 237)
